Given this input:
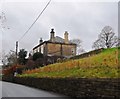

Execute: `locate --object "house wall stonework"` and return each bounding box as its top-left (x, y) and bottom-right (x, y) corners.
top-left (62, 44), bottom-right (76, 57)
top-left (33, 42), bottom-right (76, 57)
top-left (47, 43), bottom-right (76, 57)
top-left (47, 43), bottom-right (61, 56)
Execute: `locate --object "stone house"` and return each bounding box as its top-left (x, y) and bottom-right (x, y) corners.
top-left (33, 29), bottom-right (77, 59)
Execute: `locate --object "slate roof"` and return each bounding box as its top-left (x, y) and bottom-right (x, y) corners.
top-left (54, 36), bottom-right (64, 43)
top-left (54, 36), bottom-right (73, 44)
top-left (33, 36), bottom-right (76, 50)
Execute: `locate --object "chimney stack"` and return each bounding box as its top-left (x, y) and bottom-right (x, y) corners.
top-left (50, 28), bottom-right (55, 42)
top-left (38, 38), bottom-right (43, 53)
top-left (64, 31), bottom-right (69, 44)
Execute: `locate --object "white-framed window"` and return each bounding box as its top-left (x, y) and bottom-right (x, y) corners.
top-left (41, 45), bottom-right (44, 54)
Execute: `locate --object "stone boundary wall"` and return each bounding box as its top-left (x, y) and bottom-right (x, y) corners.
top-left (2, 76), bottom-right (120, 98)
top-left (70, 48), bottom-right (104, 60)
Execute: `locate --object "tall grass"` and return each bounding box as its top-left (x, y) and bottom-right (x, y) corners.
top-left (20, 47), bottom-right (119, 78)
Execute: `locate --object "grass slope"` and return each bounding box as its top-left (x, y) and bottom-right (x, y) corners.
top-left (19, 47), bottom-right (120, 78)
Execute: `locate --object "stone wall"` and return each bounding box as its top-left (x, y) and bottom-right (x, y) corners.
top-left (47, 43), bottom-right (61, 56)
top-left (47, 43), bottom-right (76, 57)
top-left (71, 48), bottom-right (104, 59)
top-left (3, 77), bottom-right (119, 98)
top-left (62, 44), bottom-right (76, 56)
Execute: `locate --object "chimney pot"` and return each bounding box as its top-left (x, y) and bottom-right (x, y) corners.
top-left (50, 28), bottom-right (55, 42)
top-left (51, 29), bottom-right (54, 33)
top-left (39, 38), bottom-right (43, 44)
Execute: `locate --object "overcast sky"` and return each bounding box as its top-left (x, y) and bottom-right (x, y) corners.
top-left (0, 0), bottom-right (118, 64)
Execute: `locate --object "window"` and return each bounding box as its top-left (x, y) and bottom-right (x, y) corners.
top-left (71, 48), bottom-right (75, 54)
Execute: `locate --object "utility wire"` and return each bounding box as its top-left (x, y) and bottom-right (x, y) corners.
top-left (18, 0), bottom-right (51, 42)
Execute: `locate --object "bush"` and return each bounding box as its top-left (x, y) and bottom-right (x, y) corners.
top-left (33, 52), bottom-right (43, 61)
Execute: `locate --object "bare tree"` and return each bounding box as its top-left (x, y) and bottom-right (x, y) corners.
top-left (92, 26), bottom-right (118, 49)
top-left (0, 12), bottom-right (10, 66)
top-left (7, 52), bottom-right (16, 66)
top-left (0, 12), bottom-right (10, 29)
top-left (116, 37), bottom-right (120, 47)
top-left (70, 39), bottom-right (85, 55)
top-left (92, 39), bottom-right (105, 49)
top-left (2, 51), bottom-right (16, 67)
top-left (1, 51), bottom-right (8, 66)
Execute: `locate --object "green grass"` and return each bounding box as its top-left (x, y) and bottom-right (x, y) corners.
top-left (20, 66), bottom-right (119, 78)
top-left (19, 47), bottom-right (120, 78)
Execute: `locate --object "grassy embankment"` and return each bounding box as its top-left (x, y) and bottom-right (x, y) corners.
top-left (19, 47), bottom-right (120, 78)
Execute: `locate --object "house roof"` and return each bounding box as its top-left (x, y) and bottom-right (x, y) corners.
top-left (33, 38), bottom-right (76, 50)
top-left (54, 36), bottom-right (64, 43)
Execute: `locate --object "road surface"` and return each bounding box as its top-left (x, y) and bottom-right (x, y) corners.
top-left (1, 81), bottom-right (67, 98)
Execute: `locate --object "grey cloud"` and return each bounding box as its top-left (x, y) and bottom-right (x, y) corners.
top-left (1, 1), bottom-right (118, 53)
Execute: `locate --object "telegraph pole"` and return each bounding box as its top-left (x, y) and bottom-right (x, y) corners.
top-left (16, 41), bottom-right (18, 66)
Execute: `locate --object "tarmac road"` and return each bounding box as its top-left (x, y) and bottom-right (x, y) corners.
top-left (1, 81), bottom-right (68, 98)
